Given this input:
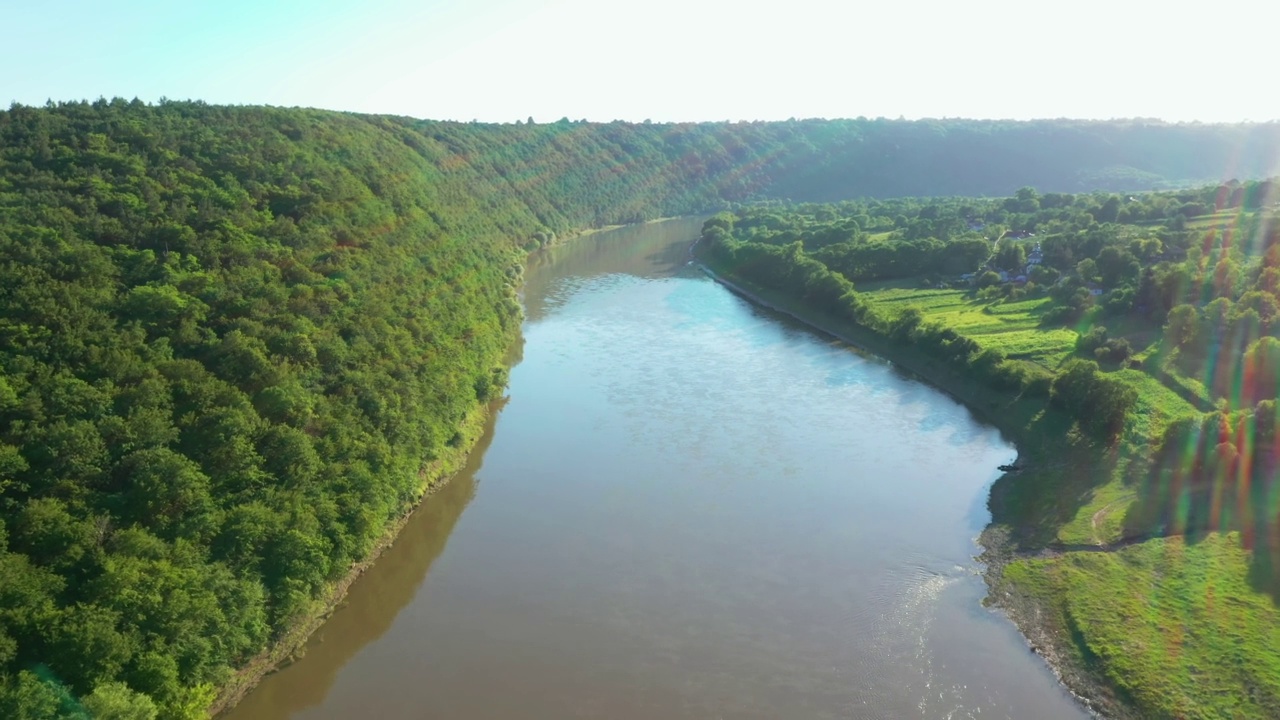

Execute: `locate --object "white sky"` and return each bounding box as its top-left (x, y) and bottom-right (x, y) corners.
top-left (4, 0), bottom-right (1277, 123)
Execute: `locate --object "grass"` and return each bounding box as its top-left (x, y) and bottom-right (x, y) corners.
top-left (859, 281), bottom-right (1076, 367)
top-left (1184, 210), bottom-right (1250, 231)
top-left (1043, 369), bottom-right (1200, 547)
top-left (1055, 481), bottom-right (1136, 546)
top-left (1114, 369), bottom-right (1201, 439)
top-left (1005, 534), bottom-right (1280, 720)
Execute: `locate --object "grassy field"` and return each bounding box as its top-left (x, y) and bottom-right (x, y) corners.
top-left (1183, 209), bottom-right (1250, 231)
top-left (1004, 534), bottom-right (1280, 720)
top-left (858, 282), bottom-right (1077, 367)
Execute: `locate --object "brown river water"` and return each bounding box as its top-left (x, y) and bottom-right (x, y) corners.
top-left (225, 217), bottom-right (1088, 719)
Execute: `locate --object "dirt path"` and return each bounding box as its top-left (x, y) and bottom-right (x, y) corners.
top-left (1090, 500), bottom-right (1120, 546)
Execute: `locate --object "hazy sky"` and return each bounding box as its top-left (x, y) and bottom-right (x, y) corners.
top-left (5, 0), bottom-right (1276, 123)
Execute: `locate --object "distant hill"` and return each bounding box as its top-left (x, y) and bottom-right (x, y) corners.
top-left (402, 115), bottom-right (1280, 210)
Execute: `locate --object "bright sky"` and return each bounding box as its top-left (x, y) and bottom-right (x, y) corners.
top-left (5, 0), bottom-right (1276, 123)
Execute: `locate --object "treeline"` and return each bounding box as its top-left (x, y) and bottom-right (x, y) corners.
top-left (706, 179), bottom-right (1280, 323)
top-left (731, 118), bottom-right (1280, 199)
top-left (1140, 385), bottom-right (1280, 542)
top-left (411, 117), bottom-right (1280, 210)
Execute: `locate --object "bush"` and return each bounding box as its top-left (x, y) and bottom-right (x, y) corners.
top-left (1094, 338), bottom-right (1133, 364)
top-left (1050, 359), bottom-right (1136, 440)
top-left (1077, 325), bottom-right (1109, 354)
top-left (987, 360), bottom-right (1027, 392)
top-left (1022, 367), bottom-right (1055, 397)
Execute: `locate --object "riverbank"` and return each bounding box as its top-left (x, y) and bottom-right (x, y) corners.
top-left (690, 238), bottom-right (1117, 718)
top-left (977, 528), bottom-right (1128, 720)
top-left (211, 395), bottom-right (499, 716)
top-left (213, 218), bottom-right (694, 717)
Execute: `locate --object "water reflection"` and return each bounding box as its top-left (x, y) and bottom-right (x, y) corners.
top-left (223, 401), bottom-right (503, 718)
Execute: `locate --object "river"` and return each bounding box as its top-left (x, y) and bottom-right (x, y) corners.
top-left (225, 217), bottom-right (1087, 720)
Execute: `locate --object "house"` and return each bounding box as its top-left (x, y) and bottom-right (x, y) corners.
top-left (1021, 244), bottom-right (1045, 276)
top-left (1027, 243), bottom-right (1043, 265)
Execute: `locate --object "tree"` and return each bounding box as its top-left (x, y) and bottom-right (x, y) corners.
top-left (994, 239), bottom-right (1026, 271)
top-left (1051, 359), bottom-right (1098, 414)
top-left (1077, 326), bottom-right (1109, 354)
top-left (1130, 237), bottom-right (1163, 260)
top-left (1096, 246), bottom-right (1140, 287)
top-left (83, 682), bottom-right (158, 720)
top-left (1005, 187), bottom-right (1040, 213)
top-left (938, 238), bottom-right (991, 274)
top-left (1164, 304), bottom-right (1199, 349)
top-left (1095, 338), bottom-right (1133, 364)
top-left (1030, 264), bottom-right (1060, 285)
top-left (115, 449), bottom-right (213, 539)
top-left (1093, 196), bottom-right (1122, 223)
top-left (38, 603), bottom-right (133, 693)
top-left (1238, 290), bottom-right (1280, 324)
top-left (890, 307), bottom-right (924, 342)
top-left (1076, 258), bottom-right (1098, 283)
top-left (0, 670), bottom-right (68, 720)
top-left (1244, 337), bottom-right (1280, 405)
top-left (1085, 373), bottom-right (1137, 439)
top-left (1049, 359), bottom-right (1135, 440)
top-left (1204, 297), bottom-right (1234, 339)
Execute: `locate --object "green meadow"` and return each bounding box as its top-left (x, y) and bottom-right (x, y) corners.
top-left (1005, 534), bottom-right (1280, 719)
top-left (859, 282), bottom-right (1078, 368)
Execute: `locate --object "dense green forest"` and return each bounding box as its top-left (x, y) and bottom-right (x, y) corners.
top-left (1, 99), bottom-right (1277, 718)
top-left (695, 181), bottom-right (1280, 718)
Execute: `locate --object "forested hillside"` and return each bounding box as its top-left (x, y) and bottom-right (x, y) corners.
top-left (0, 99), bottom-right (1277, 718)
top-left (408, 116), bottom-right (1280, 207)
top-left (0, 100), bottom-right (759, 719)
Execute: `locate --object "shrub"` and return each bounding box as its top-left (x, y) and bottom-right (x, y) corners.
top-left (1077, 326), bottom-right (1109, 354)
top-left (1094, 338), bottom-right (1133, 364)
